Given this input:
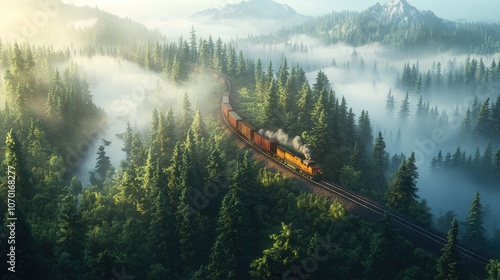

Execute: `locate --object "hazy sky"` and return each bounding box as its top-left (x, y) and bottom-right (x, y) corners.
top-left (62, 0), bottom-right (500, 22)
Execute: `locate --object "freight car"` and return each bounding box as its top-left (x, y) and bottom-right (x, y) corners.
top-left (252, 132), bottom-right (277, 155)
top-left (228, 111), bottom-right (241, 129)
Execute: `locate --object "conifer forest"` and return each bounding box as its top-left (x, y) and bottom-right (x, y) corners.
top-left (1, 0), bottom-right (500, 279)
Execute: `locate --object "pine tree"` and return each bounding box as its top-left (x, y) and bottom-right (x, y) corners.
top-left (398, 91), bottom-right (410, 122)
top-left (207, 186), bottom-right (250, 279)
top-left (54, 193), bottom-right (84, 279)
top-left (494, 148), bottom-right (500, 181)
top-left (461, 108), bottom-right (472, 139)
top-left (250, 223), bottom-right (302, 279)
top-left (476, 98), bottom-right (491, 139)
top-left (482, 142), bottom-right (494, 176)
top-left (180, 93), bottom-right (193, 138)
top-left (358, 110), bottom-right (373, 150)
top-left (312, 70), bottom-right (331, 99)
top-left (189, 26), bottom-right (197, 63)
top-left (436, 219), bottom-right (461, 280)
top-left (386, 152), bottom-right (419, 213)
top-left (122, 122), bottom-right (133, 160)
top-left (94, 145), bottom-right (112, 182)
top-left (363, 213), bottom-right (400, 280)
top-left (3, 129), bottom-right (35, 201)
top-left (464, 192), bottom-right (486, 247)
top-left (296, 82), bottom-right (313, 131)
top-left (372, 132), bottom-right (388, 192)
top-left (262, 62), bottom-right (279, 127)
top-left (490, 94), bottom-right (500, 139)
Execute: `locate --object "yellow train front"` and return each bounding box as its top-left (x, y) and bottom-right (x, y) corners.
top-left (276, 146), bottom-right (322, 180)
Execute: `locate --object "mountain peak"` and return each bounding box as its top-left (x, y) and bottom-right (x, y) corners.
top-left (365, 0), bottom-right (439, 26)
top-left (193, 0), bottom-right (305, 20)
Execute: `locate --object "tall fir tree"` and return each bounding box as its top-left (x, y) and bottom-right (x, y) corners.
top-left (436, 219), bottom-right (461, 280)
top-left (386, 152), bottom-right (419, 213)
top-left (398, 91), bottom-right (410, 122)
top-left (464, 191), bottom-right (486, 247)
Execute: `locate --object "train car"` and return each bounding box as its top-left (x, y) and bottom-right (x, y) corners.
top-left (222, 102), bottom-right (233, 119)
top-left (252, 132), bottom-right (262, 147)
top-left (238, 120), bottom-right (255, 141)
top-left (261, 136), bottom-right (277, 154)
top-left (253, 132), bottom-right (277, 154)
top-left (228, 111), bottom-right (241, 129)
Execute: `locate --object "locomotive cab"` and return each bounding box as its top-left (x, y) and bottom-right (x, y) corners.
top-left (303, 160), bottom-right (322, 180)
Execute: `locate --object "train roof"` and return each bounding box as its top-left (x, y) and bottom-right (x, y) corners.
top-left (254, 131), bottom-right (276, 142)
top-left (239, 120), bottom-right (256, 131)
top-left (278, 145), bottom-right (314, 164)
top-left (222, 96), bottom-right (229, 103)
top-left (228, 111), bottom-right (242, 120)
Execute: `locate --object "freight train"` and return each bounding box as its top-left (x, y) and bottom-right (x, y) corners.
top-left (221, 97), bottom-right (322, 181)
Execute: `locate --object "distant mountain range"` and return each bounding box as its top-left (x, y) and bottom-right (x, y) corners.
top-left (192, 0), bottom-right (309, 20)
top-left (245, 0), bottom-right (500, 54)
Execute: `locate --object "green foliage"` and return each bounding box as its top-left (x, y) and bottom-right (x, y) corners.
top-left (387, 152), bottom-right (419, 212)
top-left (250, 223), bottom-right (303, 279)
top-left (487, 260), bottom-right (500, 280)
top-left (436, 219), bottom-right (461, 280)
top-left (464, 192), bottom-right (486, 247)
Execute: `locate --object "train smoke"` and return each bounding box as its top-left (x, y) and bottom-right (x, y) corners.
top-left (259, 129), bottom-right (312, 160)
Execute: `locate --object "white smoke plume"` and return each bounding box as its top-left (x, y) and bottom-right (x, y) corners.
top-left (259, 129), bottom-right (312, 160)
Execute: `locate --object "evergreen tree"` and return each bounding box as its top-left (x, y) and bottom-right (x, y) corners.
top-left (180, 93), bottom-right (193, 138)
top-left (494, 148), bottom-right (500, 180)
top-left (54, 193), bottom-right (84, 279)
top-left (461, 108), bottom-right (472, 139)
top-left (386, 152), bottom-right (419, 213)
top-left (312, 70), bottom-right (331, 99)
top-left (372, 132), bottom-right (388, 192)
top-left (464, 192), bottom-right (486, 247)
top-left (207, 185), bottom-right (250, 279)
top-left (250, 223), bottom-right (302, 280)
top-left (398, 91), bottom-right (410, 122)
top-left (296, 82), bottom-right (313, 131)
top-left (262, 62), bottom-right (279, 127)
top-left (357, 110), bottom-right (373, 150)
top-left (3, 129), bottom-right (35, 201)
top-left (491, 94), bottom-right (500, 139)
top-left (482, 142), bottom-right (494, 175)
top-left (436, 219), bottom-right (461, 280)
top-left (476, 98), bottom-right (491, 139)
top-left (94, 145), bottom-right (112, 183)
top-left (363, 213), bottom-right (400, 280)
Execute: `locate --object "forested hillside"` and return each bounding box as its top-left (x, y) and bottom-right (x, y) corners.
top-left (0, 38), bottom-right (439, 279)
top-left (1, 1), bottom-right (500, 279)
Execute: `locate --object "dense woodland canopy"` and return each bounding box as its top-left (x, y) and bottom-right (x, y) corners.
top-left (0, 4), bottom-right (500, 278)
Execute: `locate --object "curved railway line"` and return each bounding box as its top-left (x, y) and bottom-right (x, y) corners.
top-left (200, 66), bottom-right (491, 271)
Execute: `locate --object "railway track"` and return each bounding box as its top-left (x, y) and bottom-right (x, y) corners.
top-left (207, 66), bottom-right (491, 269)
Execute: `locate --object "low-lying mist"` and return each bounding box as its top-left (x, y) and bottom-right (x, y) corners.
top-left (71, 55), bottom-right (219, 185)
top-left (236, 35), bottom-right (500, 234)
